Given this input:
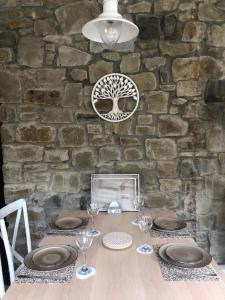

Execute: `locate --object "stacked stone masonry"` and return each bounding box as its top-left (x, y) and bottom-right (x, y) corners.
top-left (0, 0), bottom-right (225, 263)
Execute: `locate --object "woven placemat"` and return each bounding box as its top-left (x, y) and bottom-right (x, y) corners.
top-left (16, 265), bottom-right (74, 284)
top-left (154, 245), bottom-right (219, 281)
top-left (47, 217), bottom-right (89, 236)
top-left (150, 221), bottom-right (195, 239)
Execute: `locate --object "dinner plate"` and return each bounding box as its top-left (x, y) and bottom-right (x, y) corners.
top-left (54, 216), bottom-right (83, 230)
top-left (166, 244), bottom-right (204, 265)
top-left (24, 245), bottom-right (78, 271)
top-left (159, 243), bottom-right (212, 268)
top-left (153, 217), bottom-right (186, 231)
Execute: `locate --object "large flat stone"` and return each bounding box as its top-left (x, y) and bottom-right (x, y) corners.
top-left (137, 15), bottom-right (161, 40)
top-left (36, 68), bottom-right (66, 88)
top-left (143, 57), bottom-right (166, 71)
top-left (182, 21), bottom-right (206, 42)
top-left (199, 3), bottom-right (225, 21)
top-left (59, 126), bottom-right (86, 147)
top-left (0, 31), bottom-right (17, 47)
top-left (158, 116), bottom-right (189, 137)
top-left (120, 53), bottom-right (140, 73)
top-left (207, 128), bottom-right (225, 152)
top-left (16, 123), bottom-right (56, 143)
top-left (180, 159), bottom-right (198, 177)
top-left (127, 1), bottom-right (151, 13)
top-left (172, 57), bottom-right (219, 82)
top-left (17, 36), bottom-right (44, 67)
top-left (89, 61), bottom-right (113, 84)
top-left (43, 108), bottom-right (73, 123)
top-left (160, 179), bottom-right (181, 192)
top-left (3, 163), bottom-right (22, 183)
top-left (0, 47), bottom-right (13, 63)
top-left (72, 149), bottom-right (95, 169)
top-left (145, 91), bottom-right (168, 113)
top-left (154, 0), bottom-right (179, 14)
top-left (43, 35), bottom-right (72, 45)
top-left (196, 158), bottom-right (219, 176)
top-left (145, 138), bottom-right (177, 160)
top-left (159, 41), bottom-right (197, 56)
top-left (99, 146), bottom-right (121, 162)
top-left (145, 191), bottom-right (179, 209)
top-left (130, 72), bottom-right (157, 92)
top-left (57, 46), bottom-right (92, 67)
top-left (0, 72), bottom-right (21, 103)
top-left (24, 89), bottom-right (62, 106)
top-left (51, 172), bottom-right (80, 193)
top-left (124, 148), bottom-right (143, 160)
top-left (158, 160), bottom-right (178, 178)
top-left (1, 124), bottom-right (15, 143)
top-left (44, 150), bottom-right (69, 162)
top-left (4, 145), bottom-right (43, 162)
top-left (55, 2), bottom-right (100, 35)
top-left (34, 18), bottom-right (56, 36)
top-left (177, 80), bottom-right (205, 97)
top-left (207, 24), bottom-right (225, 47)
top-left (4, 184), bottom-right (35, 201)
top-left (63, 83), bottom-right (83, 107)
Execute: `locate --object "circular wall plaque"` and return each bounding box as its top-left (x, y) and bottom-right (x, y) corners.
top-left (91, 73), bottom-right (139, 123)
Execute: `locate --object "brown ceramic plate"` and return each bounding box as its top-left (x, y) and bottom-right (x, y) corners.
top-left (166, 244), bottom-right (203, 265)
top-left (54, 216), bottom-right (83, 230)
top-left (153, 217), bottom-right (186, 231)
top-left (24, 245), bottom-right (78, 271)
top-left (159, 243), bottom-right (212, 268)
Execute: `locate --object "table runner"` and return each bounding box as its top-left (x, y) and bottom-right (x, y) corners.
top-left (47, 217), bottom-right (89, 236)
top-left (150, 221), bottom-right (195, 239)
top-left (16, 265), bottom-right (75, 284)
top-left (154, 245), bottom-right (219, 281)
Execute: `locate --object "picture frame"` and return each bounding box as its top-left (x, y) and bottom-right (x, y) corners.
top-left (91, 174), bottom-right (140, 211)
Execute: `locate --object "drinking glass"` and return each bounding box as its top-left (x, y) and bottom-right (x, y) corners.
top-left (87, 202), bottom-right (101, 236)
top-left (137, 215), bottom-right (153, 254)
top-left (76, 230), bottom-right (93, 276)
top-left (132, 195), bottom-right (145, 225)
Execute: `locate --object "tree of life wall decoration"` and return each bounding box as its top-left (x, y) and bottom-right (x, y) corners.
top-left (91, 73), bottom-right (139, 122)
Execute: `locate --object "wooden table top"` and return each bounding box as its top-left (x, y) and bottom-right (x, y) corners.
top-left (3, 210), bottom-right (225, 300)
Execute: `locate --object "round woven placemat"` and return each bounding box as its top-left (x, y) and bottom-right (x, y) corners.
top-left (102, 232), bottom-right (133, 250)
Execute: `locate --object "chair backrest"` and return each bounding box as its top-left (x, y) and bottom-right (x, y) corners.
top-left (0, 256), bottom-right (5, 299)
top-left (0, 199), bottom-right (31, 284)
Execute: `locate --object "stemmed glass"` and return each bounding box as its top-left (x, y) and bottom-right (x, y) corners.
top-left (87, 202), bottom-right (101, 236)
top-left (137, 216), bottom-right (153, 254)
top-left (132, 195), bottom-right (145, 225)
top-left (76, 230), bottom-right (94, 277)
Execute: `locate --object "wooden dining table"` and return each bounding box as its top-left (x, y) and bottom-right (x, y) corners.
top-left (3, 210), bottom-right (225, 300)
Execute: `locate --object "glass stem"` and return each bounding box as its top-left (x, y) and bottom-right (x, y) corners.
top-left (145, 231), bottom-right (148, 245)
top-left (83, 251), bottom-right (87, 268)
top-left (92, 217), bottom-right (95, 231)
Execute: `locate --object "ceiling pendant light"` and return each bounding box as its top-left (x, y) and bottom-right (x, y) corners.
top-left (82, 0), bottom-right (139, 45)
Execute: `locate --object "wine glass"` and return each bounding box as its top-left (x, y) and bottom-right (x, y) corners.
top-left (132, 195), bottom-right (145, 225)
top-left (76, 230), bottom-right (94, 276)
top-left (137, 215), bottom-right (153, 254)
top-left (87, 202), bottom-right (101, 236)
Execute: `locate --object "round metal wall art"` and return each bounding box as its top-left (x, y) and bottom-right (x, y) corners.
top-left (91, 73), bottom-right (139, 123)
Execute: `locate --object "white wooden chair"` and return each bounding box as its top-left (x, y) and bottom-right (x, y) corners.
top-left (0, 198), bottom-right (31, 284)
top-left (0, 256), bottom-right (5, 299)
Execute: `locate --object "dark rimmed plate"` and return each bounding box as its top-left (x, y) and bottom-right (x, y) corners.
top-left (159, 243), bottom-right (212, 268)
top-left (24, 245), bottom-right (78, 271)
top-left (153, 217), bottom-right (187, 231)
top-left (54, 216), bottom-right (83, 230)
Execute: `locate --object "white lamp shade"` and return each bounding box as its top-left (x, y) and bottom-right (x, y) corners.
top-left (82, 0), bottom-right (139, 44)
top-left (82, 16), bottom-right (139, 44)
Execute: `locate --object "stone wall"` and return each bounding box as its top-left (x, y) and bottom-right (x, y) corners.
top-left (0, 0), bottom-right (225, 262)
